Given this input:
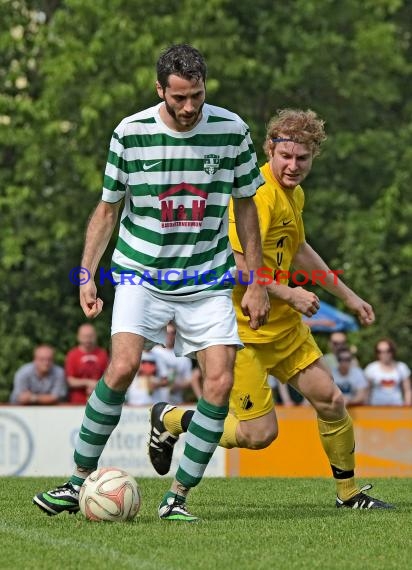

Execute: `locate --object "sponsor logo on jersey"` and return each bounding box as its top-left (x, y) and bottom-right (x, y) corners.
top-left (158, 183), bottom-right (207, 228)
top-left (142, 161), bottom-right (162, 171)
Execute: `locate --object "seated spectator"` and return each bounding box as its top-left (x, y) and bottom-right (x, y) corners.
top-left (323, 332), bottom-right (348, 370)
top-left (65, 324), bottom-right (109, 404)
top-left (151, 323), bottom-right (193, 405)
top-left (268, 375), bottom-right (300, 406)
top-left (364, 338), bottom-right (411, 406)
top-left (126, 351), bottom-right (158, 406)
top-left (332, 347), bottom-right (368, 406)
top-left (10, 345), bottom-right (67, 405)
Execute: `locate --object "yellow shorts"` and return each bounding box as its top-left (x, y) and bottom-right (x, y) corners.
top-left (229, 323), bottom-right (322, 420)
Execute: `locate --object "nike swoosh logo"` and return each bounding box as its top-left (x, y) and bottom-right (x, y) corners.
top-left (143, 161), bottom-right (162, 171)
top-left (282, 219), bottom-right (292, 225)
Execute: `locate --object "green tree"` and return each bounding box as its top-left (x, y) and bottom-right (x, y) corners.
top-left (218, 0), bottom-right (412, 362)
top-left (1, 0), bottom-right (411, 399)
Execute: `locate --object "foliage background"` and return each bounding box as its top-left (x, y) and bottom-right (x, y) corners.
top-left (1, 0), bottom-right (411, 399)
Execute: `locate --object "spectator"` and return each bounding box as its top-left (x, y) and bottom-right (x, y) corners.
top-left (65, 324), bottom-right (109, 404)
top-left (364, 338), bottom-right (411, 406)
top-left (332, 347), bottom-right (368, 406)
top-left (10, 345), bottom-right (67, 405)
top-left (268, 375), bottom-right (299, 406)
top-left (126, 351), bottom-right (157, 406)
top-left (152, 323), bottom-right (193, 405)
top-left (323, 332), bottom-right (348, 370)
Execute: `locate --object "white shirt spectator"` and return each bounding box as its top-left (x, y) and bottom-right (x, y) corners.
top-left (126, 351), bottom-right (160, 406)
top-left (151, 345), bottom-right (192, 405)
top-left (364, 361), bottom-right (411, 406)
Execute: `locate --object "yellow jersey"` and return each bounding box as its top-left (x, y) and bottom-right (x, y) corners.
top-left (229, 162), bottom-right (306, 342)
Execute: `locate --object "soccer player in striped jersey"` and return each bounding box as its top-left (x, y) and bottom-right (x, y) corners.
top-left (33, 44), bottom-right (269, 521)
top-left (150, 109), bottom-right (393, 511)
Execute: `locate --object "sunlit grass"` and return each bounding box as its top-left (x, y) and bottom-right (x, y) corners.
top-left (0, 477), bottom-right (409, 570)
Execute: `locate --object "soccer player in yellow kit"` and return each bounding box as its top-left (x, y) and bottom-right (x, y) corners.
top-left (149, 109), bottom-right (393, 510)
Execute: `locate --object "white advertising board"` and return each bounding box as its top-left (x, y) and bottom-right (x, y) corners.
top-left (0, 406), bottom-right (225, 477)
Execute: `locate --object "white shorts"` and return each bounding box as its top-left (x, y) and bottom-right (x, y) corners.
top-left (111, 284), bottom-right (242, 357)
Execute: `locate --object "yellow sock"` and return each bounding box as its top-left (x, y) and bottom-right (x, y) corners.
top-left (317, 413), bottom-right (359, 501)
top-left (219, 413), bottom-right (239, 449)
top-left (335, 476), bottom-right (358, 501)
top-left (163, 408), bottom-right (186, 437)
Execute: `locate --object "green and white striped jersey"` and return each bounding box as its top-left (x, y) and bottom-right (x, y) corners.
top-left (102, 102), bottom-right (263, 296)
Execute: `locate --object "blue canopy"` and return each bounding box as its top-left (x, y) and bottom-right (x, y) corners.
top-left (303, 300), bottom-right (359, 332)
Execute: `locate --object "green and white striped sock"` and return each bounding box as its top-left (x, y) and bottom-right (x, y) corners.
top-left (176, 398), bottom-right (228, 488)
top-left (73, 377), bottom-right (126, 471)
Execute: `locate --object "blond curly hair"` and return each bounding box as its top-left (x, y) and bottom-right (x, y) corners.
top-left (263, 109), bottom-right (327, 159)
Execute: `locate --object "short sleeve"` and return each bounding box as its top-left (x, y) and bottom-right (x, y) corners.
top-left (398, 361), bottom-right (411, 380)
top-left (228, 198), bottom-right (242, 253)
top-left (232, 126), bottom-right (264, 199)
top-left (363, 363), bottom-right (374, 381)
top-left (9, 366), bottom-right (29, 403)
top-left (51, 366), bottom-right (68, 401)
top-left (102, 128), bottom-right (129, 203)
top-left (228, 188), bottom-right (273, 254)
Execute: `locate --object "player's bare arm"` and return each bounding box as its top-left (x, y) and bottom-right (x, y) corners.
top-left (293, 241), bottom-right (375, 326)
top-left (18, 391), bottom-right (59, 405)
top-left (80, 200), bottom-right (122, 318)
top-left (402, 377), bottom-right (412, 406)
top-left (269, 283), bottom-right (320, 317)
top-left (233, 250), bottom-right (319, 318)
top-left (232, 197), bottom-right (270, 329)
top-left (66, 377), bottom-right (98, 390)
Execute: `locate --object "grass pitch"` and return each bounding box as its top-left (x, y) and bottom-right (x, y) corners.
top-left (0, 477), bottom-right (410, 570)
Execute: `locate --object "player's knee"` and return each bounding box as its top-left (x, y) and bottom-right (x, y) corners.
top-left (328, 388), bottom-right (345, 414)
top-left (242, 425), bottom-right (278, 449)
top-left (106, 359), bottom-right (139, 387)
top-left (315, 387), bottom-right (345, 417)
top-left (203, 371), bottom-right (234, 400)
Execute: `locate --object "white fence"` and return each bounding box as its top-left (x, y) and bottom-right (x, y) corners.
top-left (0, 406), bottom-right (225, 477)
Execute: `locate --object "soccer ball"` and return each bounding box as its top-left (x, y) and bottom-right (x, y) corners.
top-left (79, 467), bottom-right (141, 522)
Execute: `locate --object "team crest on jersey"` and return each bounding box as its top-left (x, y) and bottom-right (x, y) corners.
top-left (203, 154), bottom-right (220, 174)
top-left (240, 394), bottom-right (254, 411)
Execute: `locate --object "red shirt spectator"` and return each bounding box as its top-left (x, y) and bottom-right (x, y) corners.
top-left (65, 324), bottom-right (109, 404)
